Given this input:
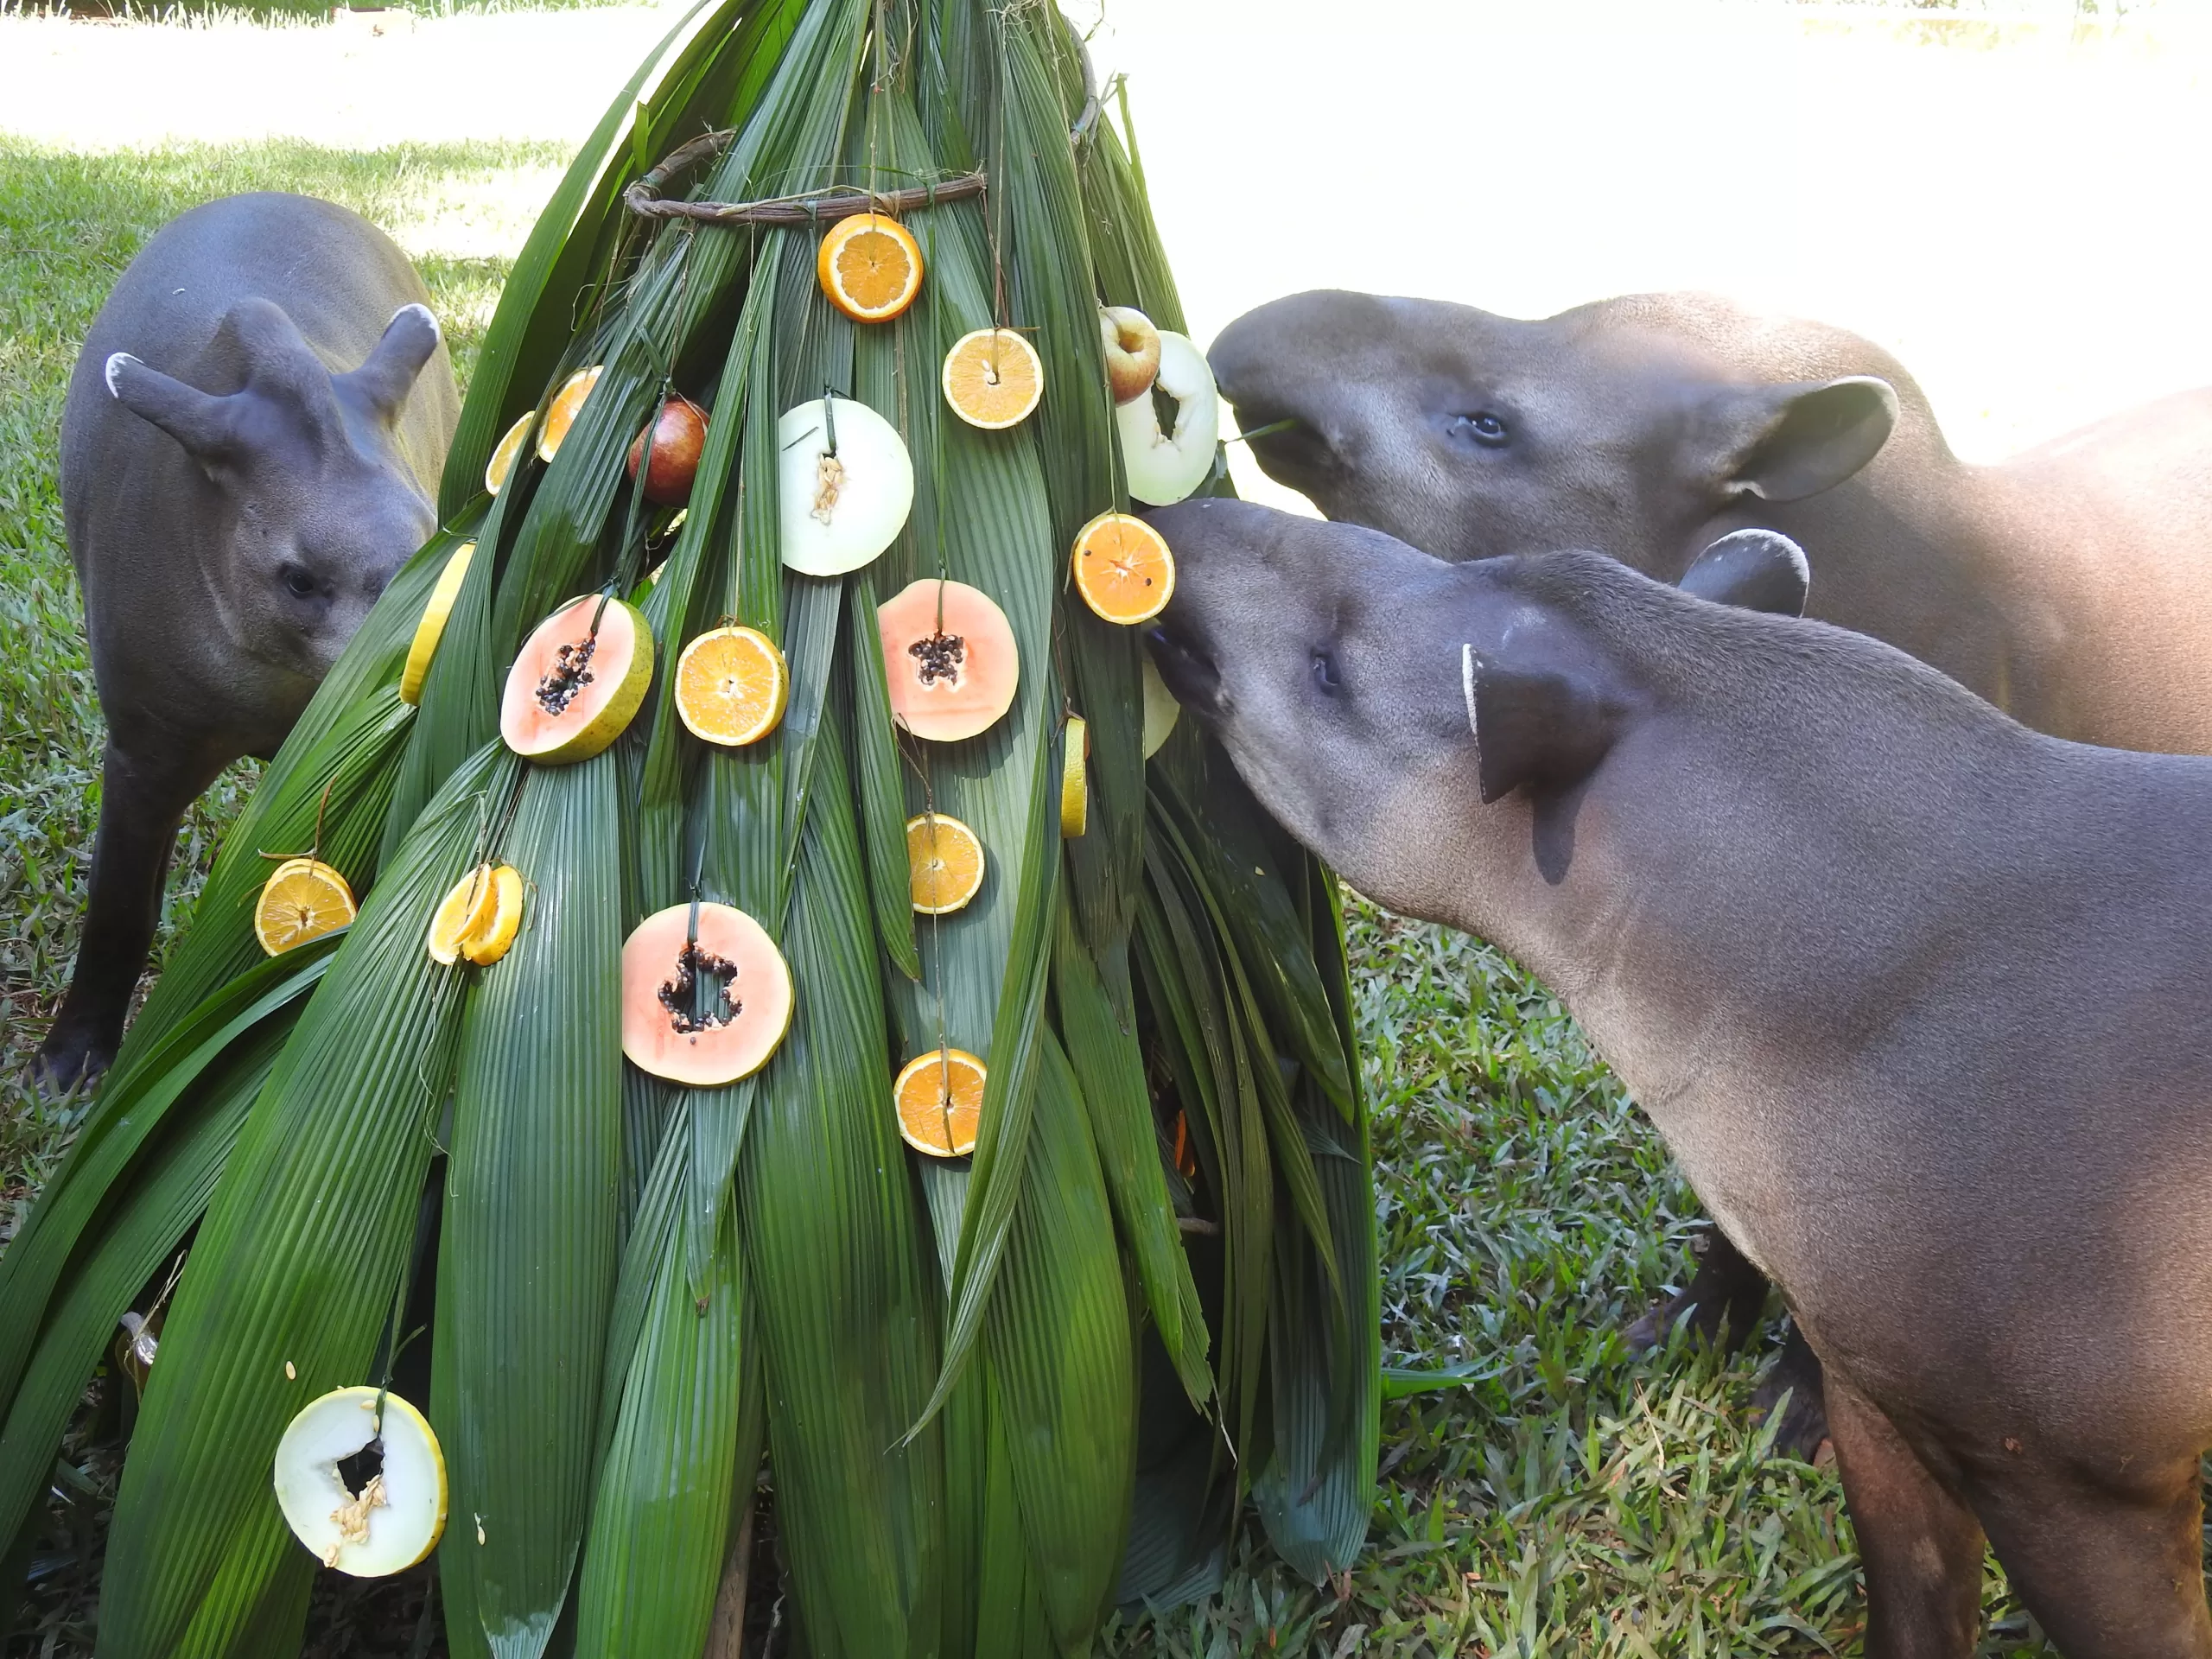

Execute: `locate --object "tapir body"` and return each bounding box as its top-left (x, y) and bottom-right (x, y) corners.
top-left (37, 192), bottom-right (457, 1089)
top-left (1210, 288), bottom-right (2212, 1442)
top-left (1148, 497), bottom-right (2212, 1656)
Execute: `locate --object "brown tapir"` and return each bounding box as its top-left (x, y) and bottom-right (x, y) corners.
top-left (1147, 496), bottom-right (2212, 1658)
top-left (1207, 288), bottom-right (2212, 1449)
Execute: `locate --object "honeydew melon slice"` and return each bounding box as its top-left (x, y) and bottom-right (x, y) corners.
top-left (1116, 331), bottom-right (1219, 506)
top-left (272, 1386), bottom-right (446, 1577)
top-left (777, 396), bottom-right (913, 576)
top-left (1141, 654), bottom-right (1181, 759)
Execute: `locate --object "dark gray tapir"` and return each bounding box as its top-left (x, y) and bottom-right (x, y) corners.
top-left (1209, 288), bottom-right (2212, 1448)
top-left (36, 193), bottom-right (458, 1090)
top-left (1147, 496), bottom-right (2212, 1658)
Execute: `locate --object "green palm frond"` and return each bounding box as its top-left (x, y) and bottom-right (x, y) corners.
top-left (1, 1), bottom-right (1379, 1650)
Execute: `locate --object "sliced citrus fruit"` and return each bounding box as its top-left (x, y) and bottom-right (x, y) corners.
top-left (777, 396), bottom-right (913, 576)
top-left (427, 863), bottom-right (499, 965)
top-left (621, 902), bottom-right (793, 1086)
top-left (537, 365), bottom-right (603, 463)
top-left (893, 1047), bottom-right (985, 1158)
top-left (1072, 511), bottom-right (1176, 625)
top-left (817, 213), bottom-right (924, 322)
top-left (254, 858), bottom-right (356, 957)
top-left (878, 578), bottom-right (1019, 742)
top-left (1116, 330), bottom-right (1218, 505)
top-left (1100, 306), bottom-right (1161, 404)
top-left (485, 412), bottom-right (531, 495)
top-left (942, 328), bottom-right (1043, 430)
top-left (399, 540), bottom-right (475, 706)
top-left (1141, 652), bottom-right (1181, 759)
top-left (675, 625), bottom-right (789, 747)
top-left (461, 865), bottom-right (524, 965)
top-left (906, 812), bottom-right (984, 915)
top-left (499, 594), bottom-right (655, 765)
top-left (1061, 715), bottom-right (1089, 838)
top-left (273, 1385), bottom-right (446, 1577)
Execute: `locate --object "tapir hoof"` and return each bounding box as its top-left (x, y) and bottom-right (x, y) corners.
top-left (31, 1017), bottom-right (115, 1098)
top-left (1752, 1326), bottom-right (1831, 1461)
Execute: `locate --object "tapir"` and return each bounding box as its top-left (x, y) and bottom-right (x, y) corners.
top-left (35, 193), bottom-right (457, 1090)
top-left (1147, 495), bottom-right (2212, 1658)
top-left (1209, 287), bottom-right (2212, 1446)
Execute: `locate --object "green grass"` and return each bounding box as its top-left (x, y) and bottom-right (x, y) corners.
top-left (0, 130), bottom-right (2083, 1658)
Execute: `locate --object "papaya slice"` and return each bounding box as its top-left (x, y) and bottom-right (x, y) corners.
top-left (499, 594), bottom-right (654, 765)
top-left (620, 901), bottom-right (792, 1087)
top-left (877, 578), bottom-right (1018, 743)
top-left (398, 541), bottom-right (474, 706)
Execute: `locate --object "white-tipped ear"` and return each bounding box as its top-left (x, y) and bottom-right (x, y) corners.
top-left (105, 352), bottom-right (138, 398)
top-left (1462, 642), bottom-right (1481, 741)
top-left (106, 353), bottom-right (239, 461)
top-left (338, 302), bottom-right (442, 423)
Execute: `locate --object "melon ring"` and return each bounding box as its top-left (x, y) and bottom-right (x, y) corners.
top-left (499, 594), bottom-right (655, 765)
top-left (272, 1386), bottom-right (447, 1578)
top-left (620, 901), bottom-right (793, 1086)
top-left (778, 396), bottom-right (913, 577)
top-left (877, 578), bottom-right (1019, 743)
top-left (1116, 330), bottom-right (1219, 506)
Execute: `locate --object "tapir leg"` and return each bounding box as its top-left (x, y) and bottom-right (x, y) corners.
top-left (1973, 1459), bottom-right (2212, 1656)
top-left (1625, 1225), bottom-right (1770, 1351)
top-left (33, 735), bottom-right (227, 1091)
top-left (1823, 1375), bottom-right (1983, 1657)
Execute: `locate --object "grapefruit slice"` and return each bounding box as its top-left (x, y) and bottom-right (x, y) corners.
top-left (499, 594), bottom-right (654, 765)
top-left (272, 1386), bottom-right (446, 1577)
top-left (894, 1048), bottom-right (985, 1158)
top-left (398, 541), bottom-right (475, 706)
top-left (1099, 306), bottom-right (1161, 405)
top-left (1071, 511), bottom-right (1175, 625)
top-left (485, 413), bottom-right (531, 495)
top-left (462, 865), bottom-right (524, 965)
top-left (817, 213), bottom-right (924, 323)
top-left (778, 396), bottom-right (913, 576)
top-left (942, 328), bottom-right (1043, 429)
top-left (675, 626), bottom-right (788, 747)
top-left (1141, 654), bottom-right (1181, 759)
top-left (1116, 331), bottom-right (1218, 505)
top-left (877, 578), bottom-right (1019, 743)
top-left (906, 812), bottom-right (984, 915)
top-left (254, 859), bottom-right (356, 957)
top-left (1061, 715), bottom-right (1089, 838)
top-left (537, 365), bottom-right (603, 463)
top-left (620, 901), bottom-right (792, 1086)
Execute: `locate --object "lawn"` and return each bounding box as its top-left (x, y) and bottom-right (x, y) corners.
top-left (0, 53), bottom-right (2096, 1659)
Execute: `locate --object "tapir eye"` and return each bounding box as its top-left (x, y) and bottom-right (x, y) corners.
top-left (1311, 650), bottom-right (1341, 695)
top-left (280, 563), bottom-right (320, 600)
top-left (1447, 411), bottom-right (1510, 448)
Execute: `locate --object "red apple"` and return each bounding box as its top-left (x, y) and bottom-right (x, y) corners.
top-left (627, 394), bottom-right (708, 504)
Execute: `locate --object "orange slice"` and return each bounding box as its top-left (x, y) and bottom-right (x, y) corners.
top-left (1071, 511), bottom-right (1175, 625)
top-left (537, 365), bottom-right (603, 463)
top-left (255, 858), bottom-right (356, 957)
top-left (427, 864), bottom-right (499, 965)
top-left (894, 1047), bottom-right (985, 1158)
top-left (1060, 715), bottom-right (1089, 838)
top-left (461, 865), bottom-right (524, 965)
top-left (484, 414), bottom-right (531, 495)
top-left (675, 626), bottom-right (789, 747)
top-left (906, 812), bottom-right (984, 915)
top-left (817, 213), bottom-right (924, 323)
top-left (941, 328), bottom-right (1043, 429)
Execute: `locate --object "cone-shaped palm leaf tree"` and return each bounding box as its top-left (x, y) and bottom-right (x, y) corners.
top-left (0, 3), bottom-right (1377, 1652)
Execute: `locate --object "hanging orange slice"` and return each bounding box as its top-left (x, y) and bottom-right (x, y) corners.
top-left (675, 626), bottom-right (789, 747)
top-left (906, 812), bottom-right (984, 915)
top-left (893, 1048), bottom-right (986, 1158)
top-left (427, 863), bottom-right (499, 965)
top-left (1071, 511), bottom-right (1175, 625)
top-left (941, 328), bottom-right (1043, 430)
top-left (254, 858), bottom-right (356, 957)
top-left (1060, 715), bottom-right (1089, 838)
top-left (536, 365), bottom-right (603, 463)
top-left (817, 213), bottom-right (924, 323)
top-left (484, 414), bottom-right (531, 495)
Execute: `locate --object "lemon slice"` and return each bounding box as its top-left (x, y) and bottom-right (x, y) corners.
top-left (1061, 715), bottom-right (1089, 838)
top-left (461, 865), bottom-right (524, 965)
top-left (272, 1386), bottom-right (447, 1577)
top-left (254, 859), bottom-right (356, 957)
top-left (427, 865), bottom-right (498, 965)
top-left (906, 812), bottom-right (984, 915)
top-left (399, 541), bottom-right (474, 706)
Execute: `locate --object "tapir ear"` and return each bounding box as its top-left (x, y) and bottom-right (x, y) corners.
top-left (105, 353), bottom-right (241, 465)
top-left (1679, 528), bottom-right (1809, 616)
top-left (1460, 643), bottom-right (1622, 805)
top-left (336, 303), bottom-right (441, 424)
top-left (1703, 376), bottom-right (1897, 504)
